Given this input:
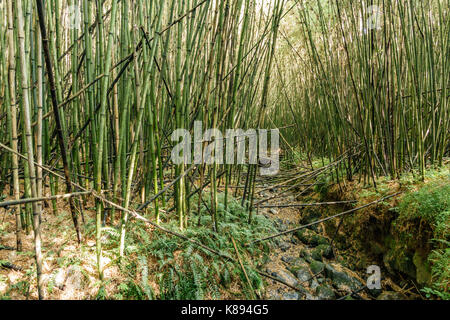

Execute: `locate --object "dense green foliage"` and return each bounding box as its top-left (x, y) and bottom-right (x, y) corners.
top-left (397, 173), bottom-right (449, 299)
top-left (271, 0), bottom-right (449, 183)
top-left (92, 194), bottom-right (275, 299)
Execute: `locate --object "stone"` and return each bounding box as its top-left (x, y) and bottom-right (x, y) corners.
top-left (315, 284), bottom-right (336, 300)
top-left (304, 293), bottom-right (318, 300)
top-left (290, 235), bottom-right (299, 244)
top-left (295, 229), bottom-right (328, 247)
top-left (311, 244), bottom-right (333, 261)
top-left (299, 208), bottom-right (322, 225)
top-left (310, 279), bottom-right (320, 291)
top-left (299, 248), bottom-right (313, 262)
top-left (65, 265), bottom-right (86, 291)
top-left (377, 291), bottom-right (408, 300)
top-left (277, 269), bottom-right (299, 288)
top-left (274, 219), bottom-right (288, 232)
top-left (324, 263), bottom-right (362, 292)
top-left (269, 208), bottom-right (278, 215)
top-left (281, 255), bottom-right (295, 264)
top-left (266, 289), bottom-right (281, 300)
top-left (288, 265), bottom-right (311, 283)
top-left (310, 260), bottom-right (325, 275)
top-left (282, 292), bottom-right (299, 300)
top-left (278, 241), bottom-right (291, 252)
top-left (295, 229), bottom-right (313, 244)
top-left (54, 269), bottom-right (66, 289)
top-left (290, 257), bottom-right (308, 268)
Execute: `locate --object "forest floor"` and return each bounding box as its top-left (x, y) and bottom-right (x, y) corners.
top-left (1, 163), bottom-right (448, 299)
top-left (0, 193), bottom-right (126, 299)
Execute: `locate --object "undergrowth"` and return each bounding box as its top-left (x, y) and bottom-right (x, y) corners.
top-left (100, 193), bottom-right (276, 300)
top-left (396, 171), bottom-right (449, 300)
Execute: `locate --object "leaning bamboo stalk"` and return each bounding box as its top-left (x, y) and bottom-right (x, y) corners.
top-left (35, 0), bottom-right (82, 245)
top-left (257, 200), bottom-right (358, 208)
top-left (0, 191), bottom-right (92, 208)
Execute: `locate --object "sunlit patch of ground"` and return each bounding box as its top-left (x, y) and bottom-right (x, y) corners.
top-left (0, 192), bottom-right (125, 300)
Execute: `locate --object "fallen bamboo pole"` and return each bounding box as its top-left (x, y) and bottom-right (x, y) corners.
top-left (0, 191), bottom-right (92, 208)
top-left (231, 236), bottom-right (257, 299)
top-left (257, 200), bottom-right (357, 208)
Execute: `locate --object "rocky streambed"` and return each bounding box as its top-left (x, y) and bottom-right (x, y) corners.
top-left (257, 193), bottom-right (410, 300)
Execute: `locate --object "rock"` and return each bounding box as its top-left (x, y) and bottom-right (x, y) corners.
top-left (309, 224), bottom-right (324, 233)
top-left (377, 291), bottom-right (408, 300)
top-left (367, 288), bottom-right (382, 298)
top-left (295, 229), bottom-right (313, 244)
top-left (290, 235), bottom-right (299, 244)
top-left (324, 263), bottom-right (362, 292)
top-left (299, 208), bottom-right (322, 225)
top-left (282, 292), bottom-right (299, 300)
top-left (310, 260), bottom-right (325, 275)
top-left (276, 270), bottom-right (299, 288)
top-left (304, 293), bottom-right (318, 300)
top-left (310, 279), bottom-right (320, 291)
top-left (274, 219), bottom-right (288, 231)
top-left (315, 284), bottom-right (336, 300)
top-left (288, 265), bottom-right (311, 283)
top-left (278, 241), bottom-right (291, 252)
top-left (299, 248), bottom-right (313, 263)
top-left (281, 256), bottom-right (306, 265)
top-left (265, 289), bottom-right (281, 300)
top-left (65, 265), bottom-right (86, 291)
top-left (290, 257), bottom-right (308, 267)
top-left (281, 255), bottom-right (295, 264)
top-left (54, 269), bottom-right (66, 289)
top-left (295, 229), bottom-right (328, 247)
top-left (311, 244), bottom-right (333, 261)
top-left (269, 208), bottom-right (278, 215)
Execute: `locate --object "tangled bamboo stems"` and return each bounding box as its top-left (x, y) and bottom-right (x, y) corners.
top-left (0, 0), bottom-right (448, 300)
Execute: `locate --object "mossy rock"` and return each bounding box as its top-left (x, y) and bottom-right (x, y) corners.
top-left (310, 260), bottom-right (325, 274)
top-left (299, 248), bottom-right (312, 261)
top-left (325, 264), bottom-right (362, 292)
top-left (311, 244), bottom-right (333, 261)
top-left (315, 284), bottom-right (336, 300)
top-left (288, 265), bottom-right (311, 283)
top-left (289, 257), bottom-right (308, 268)
top-left (299, 207), bottom-right (323, 225)
top-left (295, 229), bottom-right (328, 247)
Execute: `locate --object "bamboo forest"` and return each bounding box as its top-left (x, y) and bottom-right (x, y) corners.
top-left (0, 0), bottom-right (449, 301)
